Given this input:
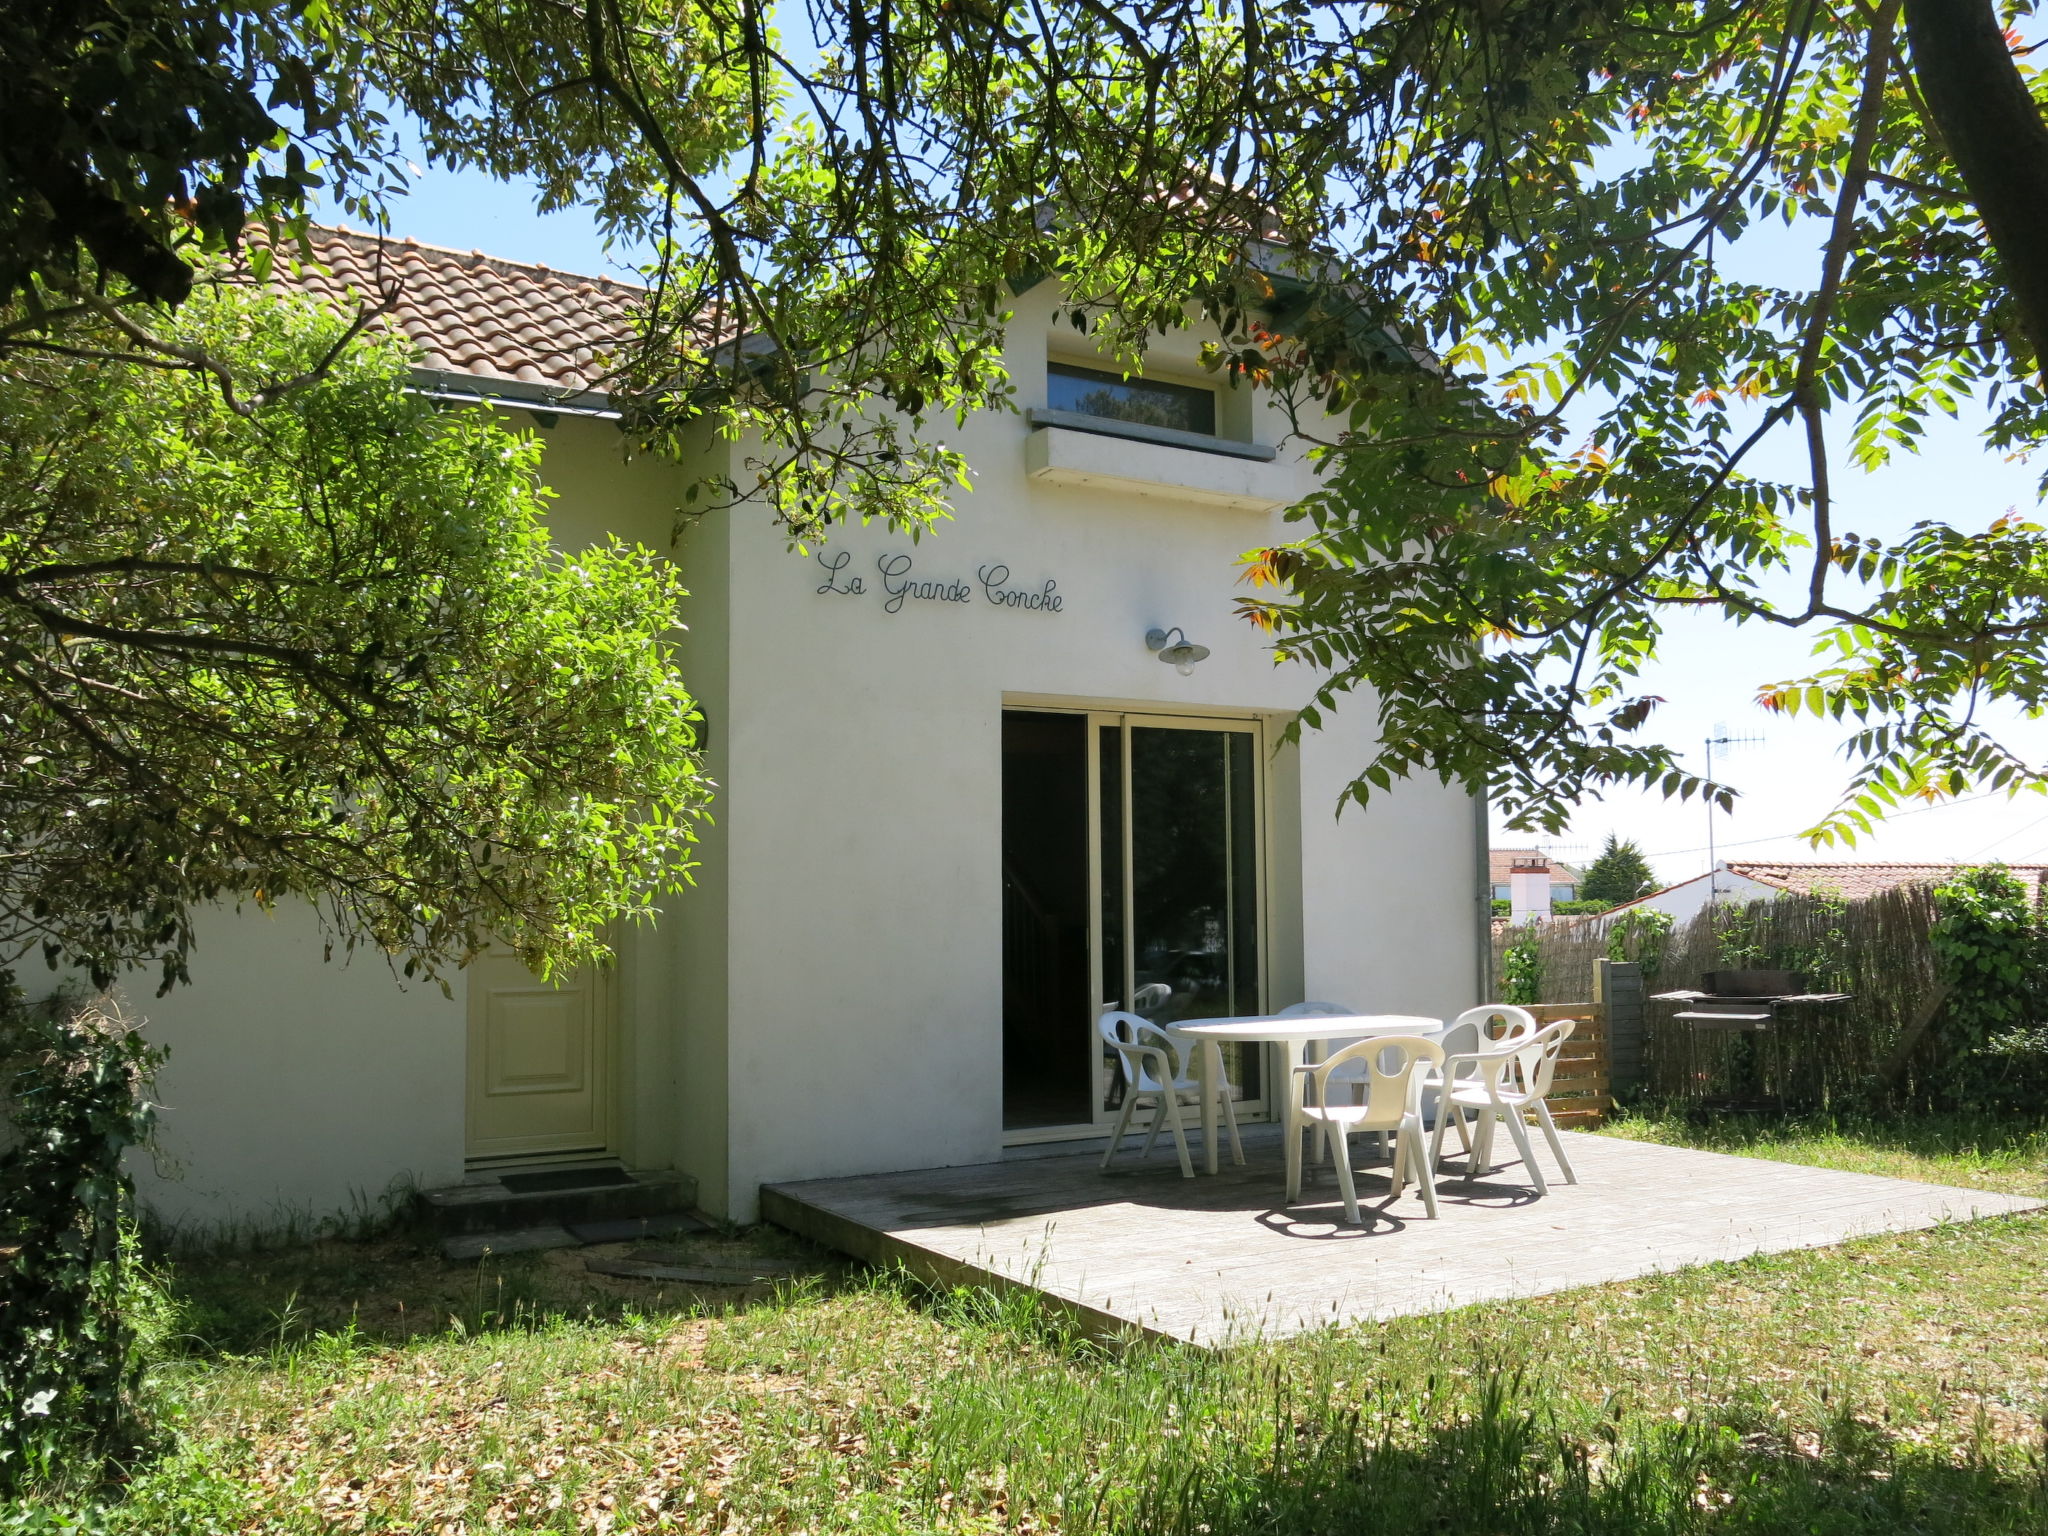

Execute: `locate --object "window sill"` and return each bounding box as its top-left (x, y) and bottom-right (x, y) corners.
top-left (1025, 407), bottom-right (1276, 461)
top-left (1024, 418), bottom-right (1301, 514)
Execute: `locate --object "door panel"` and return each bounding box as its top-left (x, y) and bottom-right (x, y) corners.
top-left (466, 952), bottom-right (612, 1160)
top-left (1001, 707), bottom-right (1266, 1139)
top-left (1120, 723), bottom-right (1263, 1101)
top-left (1000, 712), bottom-right (1095, 1130)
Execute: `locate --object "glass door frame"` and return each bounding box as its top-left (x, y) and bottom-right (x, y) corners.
top-left (1002, 702), bottom-right (1275, 1145)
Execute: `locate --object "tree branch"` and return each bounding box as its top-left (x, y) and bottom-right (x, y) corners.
top-left (1, 591), bottom-right (367, 683)
top-left (1904, 0), bottom-right (2048, 379)
top-left (1793, 0), bottom-right (1900, 615)
top-left (4, 556), bottom-right (312, 587)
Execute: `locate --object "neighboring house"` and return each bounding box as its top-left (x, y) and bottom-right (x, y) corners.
top-left (120, 228), bottom-right (1489, 1230)
top-left (1488, 850), bottom-right (1586, 908)
top-left (1596, 860), bottom-right (2048, 928)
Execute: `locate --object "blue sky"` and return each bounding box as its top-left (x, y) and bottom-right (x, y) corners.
top-left (319, 162), bottom-right (2048, 884)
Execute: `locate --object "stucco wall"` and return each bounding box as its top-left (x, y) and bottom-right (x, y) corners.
top-left (118, 415), bottom-right (700, 1233)
top-left (126, 900), bottom-right (464, 1234)
top-left (701, 286), bottom-right (1482, 1217)
top-left (106, 296), bottom-right (1484, 1230)
top-left (665, 434), bottom-right (736, 1205)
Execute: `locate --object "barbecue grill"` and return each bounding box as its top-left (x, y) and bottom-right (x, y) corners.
top-left (1649, 968), bottom-right (1853, 1030)
top-left (1650, 968), bottom-right (1855, 1113)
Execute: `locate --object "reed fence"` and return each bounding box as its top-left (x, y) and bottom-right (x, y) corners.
top-left (1495, 883), bottom-right (1948, 1109)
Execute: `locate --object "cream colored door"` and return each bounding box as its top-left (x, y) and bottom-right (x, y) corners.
top-left (465, 952), bottom-right (613, 1161)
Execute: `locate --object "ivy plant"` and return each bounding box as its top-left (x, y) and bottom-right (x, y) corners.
top-left (1928, 864), bottom-right (2047, 1102)
top-left (1501, 937), bottom-right (1544, 1006)
top-left (0, 979), bottom-right (161, 1494)
top-left (1606, 909), bottom-right (1676, 980)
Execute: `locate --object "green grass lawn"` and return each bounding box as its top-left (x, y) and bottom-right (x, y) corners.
top-left (15, 1112), bottom-right (2048, 1534)
top-left (1596, 1107), bottom-right (2048, 1198)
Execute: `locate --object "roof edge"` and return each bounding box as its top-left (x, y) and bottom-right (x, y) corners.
top-left (317, 224), bottom-right (644, 295)
top-left (409, 367), bottom-right (619, 417)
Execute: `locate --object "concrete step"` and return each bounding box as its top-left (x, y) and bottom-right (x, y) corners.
top-left (563, 1210), bottom-right (712, 1245)
top-left (420, 1166), bottom-right (697, 1237)
top-left (438, 1213), bottom-right (713, 1263)
top-left (585, 1254), bottom-right (798, 1285)
top-left (441, 1225), bottom-right (584, 1262)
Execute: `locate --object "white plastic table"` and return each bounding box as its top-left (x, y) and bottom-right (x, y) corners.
top-left (1167, 1014), bottom-right (1445, 1188)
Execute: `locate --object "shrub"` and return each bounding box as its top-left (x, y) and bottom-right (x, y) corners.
top-left (1501, 937), bottom-right (1542, 1005)
top-left (1606, 908), bottom-right (1674, 978)
top-left (1928, 865), bottom-right (2048, 1108)
top-left (1492, 898), bottom-right (1607, 917)
top-left (0, 981), bottom-right (161, 1494)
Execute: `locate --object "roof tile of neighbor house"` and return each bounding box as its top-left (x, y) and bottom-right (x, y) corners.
top-left (278, 226), bottom-right (641, 395)
top-left (1488, 849), bottom-right (1586, 885)
top-left (1724, 860), bottom-right (2048, 900)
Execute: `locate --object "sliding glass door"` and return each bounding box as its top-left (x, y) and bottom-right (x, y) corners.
top-left (1103, 718), bottom-right (1264, 1111)
top-left (1002, 707), bottom-right (1266, 1136)
top-left (1001, 712), bottom-right (1096, 1130)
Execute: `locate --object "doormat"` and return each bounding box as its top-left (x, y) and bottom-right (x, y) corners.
top-left (499, 1167), bottom-right (634, 1194)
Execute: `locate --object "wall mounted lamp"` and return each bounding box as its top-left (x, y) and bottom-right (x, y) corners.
top-left (1146, 626), bottom-right (1211, 676)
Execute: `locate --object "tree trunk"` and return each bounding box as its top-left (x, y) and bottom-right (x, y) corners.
top-left (1904, 0), bottom-right (2048, 378)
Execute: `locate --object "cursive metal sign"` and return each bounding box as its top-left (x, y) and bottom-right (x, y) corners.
top-left (975, 563), bottom-right (1063, 612)
top-left (877, 553), bottom-right (972, 613)
top-left (815, 550), bottom-right (1064, 614)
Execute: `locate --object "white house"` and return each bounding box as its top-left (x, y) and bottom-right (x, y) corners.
top-left (1594, 858), bottom-right (2048, 929)
top-left (1487, 849), bottom-right (1585, 907)
top-left (1589, 864), bottom-right (1785, 927)
top-left (121, 229), bottom-right (1489, 1230)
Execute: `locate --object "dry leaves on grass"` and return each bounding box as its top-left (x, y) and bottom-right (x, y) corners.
top-left (274, 1354), bottom-right (736, 1531)
top-left (230, 1324), bottom-right (928, 1535)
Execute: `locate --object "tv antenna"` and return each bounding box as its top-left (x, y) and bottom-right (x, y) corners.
top-left (1703, 724), bottom-right (1763, 898)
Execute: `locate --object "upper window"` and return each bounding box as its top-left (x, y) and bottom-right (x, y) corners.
top-left (1047, 362), bottom-right (1216, 437)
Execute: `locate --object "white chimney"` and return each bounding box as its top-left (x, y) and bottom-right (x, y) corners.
top-left (1509, 858), bottom-right (1553, 924)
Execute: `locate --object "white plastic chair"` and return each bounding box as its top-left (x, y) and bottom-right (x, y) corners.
top-left (1276, 999), bottom-right (1361, 1053)
top-left (1131, 981), bottom-right (1174, 1015)
top-left (1275, 1000), bottom-right (1374, 1162)
top-left (1103, 985), bottom-right (1178, 1107)
top-left (1290, 1034), bottom-right (1446, 1223)
top-left (1098, 1010), bottom-right (1241, 1177)
top-left (1423, 1005), bottom-right (1537, 1164)
top-left (1427, 1017), bottom-right (1579, 1194)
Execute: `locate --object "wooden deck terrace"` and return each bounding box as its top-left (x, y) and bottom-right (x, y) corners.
top-left (763, 1129), bottom-right (2041, 1346)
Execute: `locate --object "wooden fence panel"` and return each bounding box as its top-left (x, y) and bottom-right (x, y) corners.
top-left (1521, 1001), bottom-right (1611, 1127)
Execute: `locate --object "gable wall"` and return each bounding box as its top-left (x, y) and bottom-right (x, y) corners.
top-left (701, 285), bottom-right (1483, 1217)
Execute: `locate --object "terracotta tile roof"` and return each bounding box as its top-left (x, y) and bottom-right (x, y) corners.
top-left (274, 226), bottom-right (643, 397)
top-left (1488, 849), bottom-right (1586, 885)
top-left (1725, 861), bottom-right (2048, 900)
